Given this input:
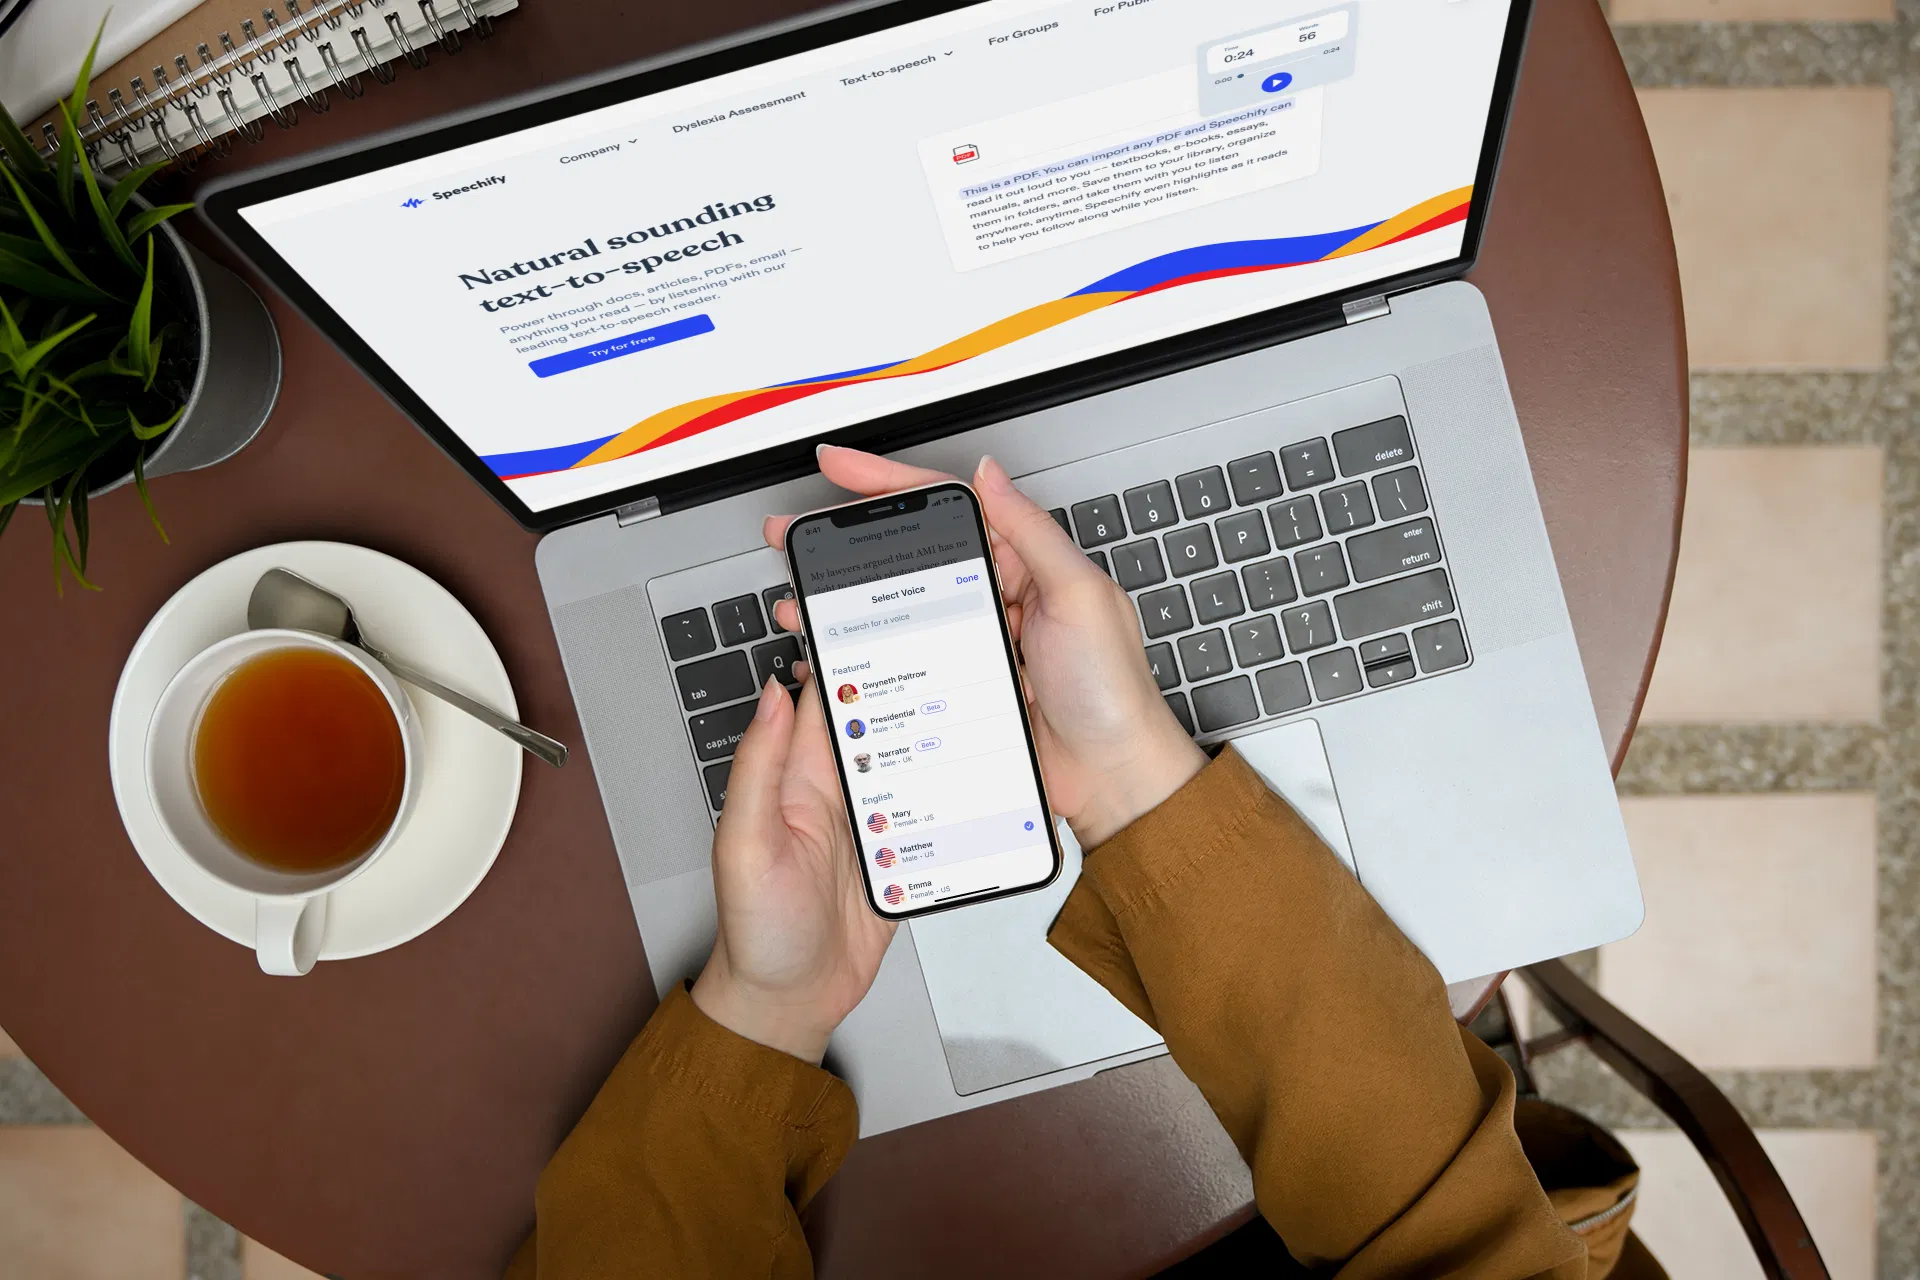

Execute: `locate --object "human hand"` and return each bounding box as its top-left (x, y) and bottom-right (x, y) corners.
top-left (767, 446), bottom-right (1206, 850)
top-left (691, 676), bottom-right (896, 1064)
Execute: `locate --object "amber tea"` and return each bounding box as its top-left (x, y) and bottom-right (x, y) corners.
top-left (191, 647), bottom-right (406, 873)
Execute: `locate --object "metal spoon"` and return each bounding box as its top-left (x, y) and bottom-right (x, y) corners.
top-left (247, 567), bottom-right (569, 768)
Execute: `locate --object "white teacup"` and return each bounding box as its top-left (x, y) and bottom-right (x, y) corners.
top-left (144, 629), bottom-right (423, 976)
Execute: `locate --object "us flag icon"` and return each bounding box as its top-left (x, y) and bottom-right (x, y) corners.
top-left (883, 884), bottom-right (905, 906)
top-left (866, 812), bottom-right (890, 834)
top-left (874, 847), bottom-right (897, 868)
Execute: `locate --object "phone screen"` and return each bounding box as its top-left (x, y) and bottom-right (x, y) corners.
top-left (787, 483), bottom-right (1061, 918)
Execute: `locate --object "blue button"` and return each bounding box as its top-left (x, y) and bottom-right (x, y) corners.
top-left (1261, 71), bottom-right (1294, 94)
top-left (528, 314), bottom-right (714, 378)
top-left (1023, 820), bottom-right (1035, 831)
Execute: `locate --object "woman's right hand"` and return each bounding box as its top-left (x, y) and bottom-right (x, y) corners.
top-left (767, 446), bottom-right (1206, 850)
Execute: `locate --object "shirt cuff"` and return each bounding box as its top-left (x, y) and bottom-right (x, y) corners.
top-left (1078, 746), bottom-right (1309, 921)
top-left (637, 984), bottom-right (858, 1147)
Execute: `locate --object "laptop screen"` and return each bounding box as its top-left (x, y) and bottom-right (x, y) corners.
top-left (232, 0), bottom-right (1517, 516)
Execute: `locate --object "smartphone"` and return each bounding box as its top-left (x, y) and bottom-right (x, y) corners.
top-left (785, 482), bottom-right (1063, 919)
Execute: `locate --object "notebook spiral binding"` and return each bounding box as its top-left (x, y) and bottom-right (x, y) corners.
top-left (32, 0), bottom-right (510, 179)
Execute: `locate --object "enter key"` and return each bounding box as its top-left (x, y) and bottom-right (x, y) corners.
top-left (1345, 517), bottom-right (1441, 583)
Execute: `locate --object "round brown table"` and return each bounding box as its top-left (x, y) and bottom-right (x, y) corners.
top-left (0, 2), bottom-right (1684, 1276)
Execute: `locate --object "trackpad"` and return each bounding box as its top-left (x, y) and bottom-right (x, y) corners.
top-left (910, 717), bottom-right (1349, 1095)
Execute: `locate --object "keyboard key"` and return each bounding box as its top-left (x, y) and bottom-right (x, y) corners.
top-left (1049, 508), bottom-right (1072, 536)
top-left (1088, 550), bottom-right (1111, 576)
top-left (1320, 480), bottom-right (1375, 535)
top-left (1372, 466), bottom-right (1428, 519)
top-left (1335, 568), bottom-right (1456, 640)
top-left (1166, 692), bottom-right (1195, 735)
top-left (752, 636), bottom-right (803, 688)
top-left (1281, 600), bottom-right (1336, 652)
top-left (1139, 585), bottom-right (1194, 638)
top-left (1366, 658), bottom-right (1418, 688)
top-left (1191, 571), bottom-right (1245, 625)
top-left (1178, 629), bottom-right (1233, 681)
top-left (1124, 481), bottom-right (1179, 534)
top-left (761, 584), bottom-right (795, 628)
top-left (1145, 643), bottom-right (1180, 691)
top-left (1176, 467), bottom-right (1231, 520)
top-left (703, 760), bottom-right (732, 810)
top-left (675, 651), bottom-right (758, 711)
top-left (661, 608), bottom-right (716, 660)
top-left (1280, 438), bottom-right (1336, 490)
top-left (1227, 452), bottom-right (1283, 505)
top-left (1072, 495), bottom-right (1127, 547)
top-left (1216, 509), bottom-right (1271, 564)
top-left (1333, 416), bottom-right (1415, 476)
top-left (712, 594), bottom-right (767, 646)
top-left (1242, 558), bottom-right (1299, 609)
top-left (1294, 543), bottom-right (1350, 595)
top-left (1266, 496), bottom-right (1323, 550)
top-left (1192, 676), bottom-right (1260, 733)
top-left (1163, 524), bottom-right (1219, 577)
top-left (1229, 614), bottom-right (1284, 668)
top-left (688, 701), bottom-right (758, 761)
top-left (1112, 539), bottom-right (1167, 590)
top-left (1257, 662), bottom-right (1311, 715)
top-left (1308, 649), bottom-right (1364, 700)
top-left (1413, 618), bottom-right (1469, 672)
top-left (1358, 633), bottom-right (1412, 666)
top-left (1347, 518), bottom-right (1441, 583)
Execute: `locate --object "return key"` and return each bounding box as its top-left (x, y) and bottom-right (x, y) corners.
top-left (1346, 518), bottom-right (1441, 583)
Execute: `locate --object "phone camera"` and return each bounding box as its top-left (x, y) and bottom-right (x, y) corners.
top-left (898, 502), bottom-right (906, 509)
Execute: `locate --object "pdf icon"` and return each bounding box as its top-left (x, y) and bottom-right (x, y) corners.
top-left (951, 143), bottom-right (979, 164)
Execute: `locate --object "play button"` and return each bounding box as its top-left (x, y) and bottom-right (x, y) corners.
top-left (1261, 71), bottom-right (1294, 94)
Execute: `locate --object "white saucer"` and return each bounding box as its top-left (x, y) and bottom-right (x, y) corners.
top-left (109, 542), bottom-right (524, 961)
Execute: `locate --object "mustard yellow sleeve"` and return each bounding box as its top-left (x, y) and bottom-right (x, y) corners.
top-left (504, 984), bottom-right (856, 1280)
top-left (1049, 748), bottom-right (1589, 1277)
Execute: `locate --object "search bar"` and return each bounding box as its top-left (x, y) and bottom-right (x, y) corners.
top-left (1206, 9), bottom-right (1350, 75)
top-left (824, 592), bottom-right (986, 640)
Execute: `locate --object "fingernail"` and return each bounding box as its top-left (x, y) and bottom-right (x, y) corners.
top-left (978, 455), bottom-right (1012, 491)
top-left (815, 442), bottom-right (833, 460)
top-left (755, 677), bottom-right (783, 720)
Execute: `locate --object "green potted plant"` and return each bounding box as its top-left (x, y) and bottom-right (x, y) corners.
top-left (1, 23), bottom-right (280, 591)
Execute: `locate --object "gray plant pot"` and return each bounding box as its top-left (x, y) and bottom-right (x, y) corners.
top-left (20, 211), bottom-right (281, 504)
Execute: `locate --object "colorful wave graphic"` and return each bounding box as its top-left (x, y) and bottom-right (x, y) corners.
top-left (485, 187), bottom-right (1472, 481)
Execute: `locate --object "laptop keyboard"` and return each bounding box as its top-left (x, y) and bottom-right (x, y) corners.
top-left (656, 412), bottom-right (1469, 813)
top-left (1049, 413), bottom-right (1468, 740)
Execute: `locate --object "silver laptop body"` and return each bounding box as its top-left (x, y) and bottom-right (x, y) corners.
top-left (537, 273), bottom-right (1641, 1133)
top-left (203, 0), bottom-right (1643, 1136)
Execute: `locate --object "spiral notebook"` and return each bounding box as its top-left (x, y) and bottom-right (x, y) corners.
top-left (20, 0), bottom-right (519, 177)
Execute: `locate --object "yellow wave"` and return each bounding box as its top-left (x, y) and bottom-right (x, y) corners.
top-left (1325, 186), bottom-right (1475, 259)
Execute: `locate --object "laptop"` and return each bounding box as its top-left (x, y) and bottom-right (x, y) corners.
top-left (202, 0), bottom-right (1643, 1135)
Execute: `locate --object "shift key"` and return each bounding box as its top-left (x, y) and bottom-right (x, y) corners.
top-left (1333, 568), bottom-right (1455, 639)
top-left (1346, 518), bottom-right (1440, 583)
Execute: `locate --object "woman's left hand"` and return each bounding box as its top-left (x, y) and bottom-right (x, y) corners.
top-left (691, 675), bottom-right (897, 1065)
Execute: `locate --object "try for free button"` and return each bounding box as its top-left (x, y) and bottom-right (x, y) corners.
top-left (528, 313), bottom-right (714, 378)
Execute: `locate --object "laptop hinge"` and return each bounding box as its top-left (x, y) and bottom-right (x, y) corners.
top-left (615, 496), bottom-right (662, 527)
top-left (1342, 294), bottom-right (1391, 324)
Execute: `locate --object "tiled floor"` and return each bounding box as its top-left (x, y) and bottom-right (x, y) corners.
top-left (1537, 2), bottom-right (1908, 1275)
top-left (1, 4), bottom-right (1912, 1279)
